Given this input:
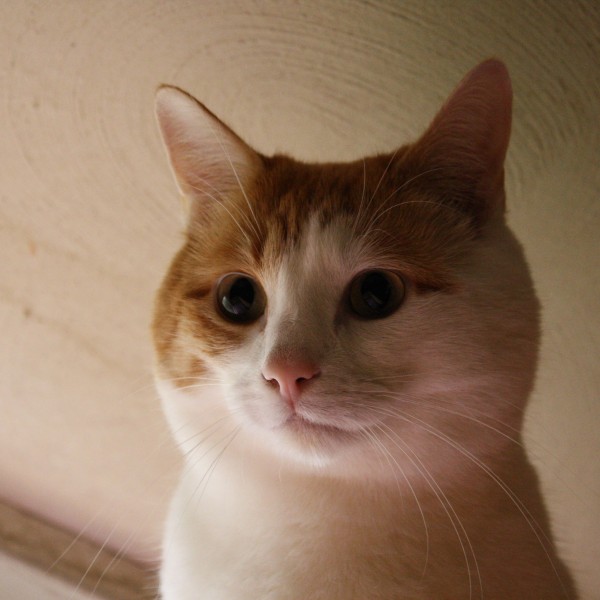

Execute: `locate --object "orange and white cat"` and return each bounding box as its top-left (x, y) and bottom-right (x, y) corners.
top-left (152, 60), bottom-right (576, 599)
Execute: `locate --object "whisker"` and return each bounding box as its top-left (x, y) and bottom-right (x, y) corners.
top-left (47, 395), bottom-right (179, 581)
top-left (153, 419), bottom-right (241, 571)
top-left (373, 420), bottom-right (481, 599)
top-left (53, 379), bottom-right (232, 596)
top-left (370, 149), bottom-right (400, 204)
top-left (365, 401), bottom-right (568, 597)
top-left (363, 390), bottom-right (523, 443)
top-left (62, 435), bottom-right (175, 598)
top-left (382, 168), bottom-right (444, 205)
top-left (365, 195), bottom-right (462, 237)
top-left (202, 118), bottom-right (262, 241)
top-left (191, 425), bottom-right (242, 505)
top-left (363, 425), bottom-right (430, 577)
top-left (351, 158), bottom-right (368, 239)
top-left (187, 178), bottom-right (254, 246)
top-left (353, 149), bottom-right (400, 236)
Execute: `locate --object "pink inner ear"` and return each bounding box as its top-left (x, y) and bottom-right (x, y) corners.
top-left (416, 59), bottom-right (513, 215)
top-left (155, 85), bottom-right (262, 208)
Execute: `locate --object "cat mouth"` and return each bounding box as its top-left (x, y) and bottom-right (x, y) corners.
top-left (274, 412), bottom-right (367, 462)
top-left (282, 413), bottom-right (352, 437)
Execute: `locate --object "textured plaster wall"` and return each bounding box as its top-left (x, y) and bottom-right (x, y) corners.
top-left (0, 1), bottom-right (598, 597)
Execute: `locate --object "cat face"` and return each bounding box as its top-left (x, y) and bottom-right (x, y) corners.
top-left (153, 60), bottom-right (539, 477)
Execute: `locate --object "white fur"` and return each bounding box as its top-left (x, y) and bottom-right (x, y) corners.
top-left (154, 60), bottom-right (575, 599)
top-left (157, 215), bottom-right (550, 599)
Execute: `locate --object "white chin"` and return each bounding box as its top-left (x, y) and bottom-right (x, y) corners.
top-left (259, 416), bottom-right (362, 471)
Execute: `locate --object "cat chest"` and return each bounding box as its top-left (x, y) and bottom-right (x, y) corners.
top-left (163, 471), bottom-right (444, 599)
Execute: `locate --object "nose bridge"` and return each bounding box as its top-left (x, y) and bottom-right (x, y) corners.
top-left (266, 306), bottom-right (323, 365)
top-left (264, 265), bottom-right (328, 366)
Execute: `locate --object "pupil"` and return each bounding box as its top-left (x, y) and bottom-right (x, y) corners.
top-left (362, 272), bottom-right (391, 311)
top-left (224, 277), bottom-right (254, 315)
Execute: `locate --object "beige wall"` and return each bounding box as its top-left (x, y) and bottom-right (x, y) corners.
top-left (0, 1), bottom-right (598, 597)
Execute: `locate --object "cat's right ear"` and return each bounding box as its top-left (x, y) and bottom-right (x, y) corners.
top-left (155, 86), bottom-right (262, 211)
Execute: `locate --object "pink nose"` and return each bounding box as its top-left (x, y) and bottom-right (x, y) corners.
top-left (262, 358), bottom-right (321, 408)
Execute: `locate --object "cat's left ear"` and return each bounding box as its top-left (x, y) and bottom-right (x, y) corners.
top-left (411, 59), bottom-right (512, 224)
top-left (155, 86), bottom-right (262, 211)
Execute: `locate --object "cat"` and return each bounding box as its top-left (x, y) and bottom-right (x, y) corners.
top-left (152, 59), bottom-right (577, 599)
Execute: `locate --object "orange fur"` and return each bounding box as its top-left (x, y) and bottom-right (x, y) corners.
top-left (153, 60), bottom-right (577, 599)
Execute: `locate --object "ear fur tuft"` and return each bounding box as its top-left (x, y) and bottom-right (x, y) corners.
top-left (155, 86), bottom-right (262, 214)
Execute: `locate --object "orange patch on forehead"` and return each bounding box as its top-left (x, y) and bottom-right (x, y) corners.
top-left (189, 150), bottom-right (473, 292)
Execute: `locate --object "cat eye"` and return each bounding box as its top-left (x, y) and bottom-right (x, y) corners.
top-left (215, 273), bottom-right (266, 323)
top-left (348, 270), bottom-right (405, 319)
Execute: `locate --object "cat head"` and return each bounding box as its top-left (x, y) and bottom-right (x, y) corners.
top-left (153, 60), bottom-right (539, 478)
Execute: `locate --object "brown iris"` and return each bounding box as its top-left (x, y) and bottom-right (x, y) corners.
top-left (215, 273), bottom-right (266, 323)
top-left (348, 270), bottom-right (405, 319)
